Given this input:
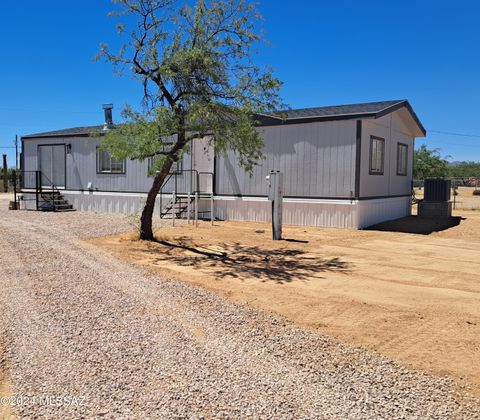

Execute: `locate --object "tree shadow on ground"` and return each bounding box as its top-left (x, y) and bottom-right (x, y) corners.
top-left (367, 216), bottom-right (464, 235)
top-left (150, 237), bottom-right (350, 284)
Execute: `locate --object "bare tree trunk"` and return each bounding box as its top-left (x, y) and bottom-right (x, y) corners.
top-left (139, 160), bottom-right (174, 240)
top-left (139, 127), bottom-right (187, 240)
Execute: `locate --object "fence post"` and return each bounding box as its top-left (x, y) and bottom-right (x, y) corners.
top-left (453, 180), bottom-right (456, 210)
top-left (2, 154), bottom-right (7, 193)
top-left (12, 170), bottom-right (17, 209)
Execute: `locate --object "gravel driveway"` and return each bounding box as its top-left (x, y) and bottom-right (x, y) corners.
top-left (0, 206), bottom-right (478, 419)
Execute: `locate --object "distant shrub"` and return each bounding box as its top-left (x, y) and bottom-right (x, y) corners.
top-left (473, 190), bottom-right (480, 196)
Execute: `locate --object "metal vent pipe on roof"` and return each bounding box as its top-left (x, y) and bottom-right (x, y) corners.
top-left (103, 104), bottom-right (114, 130)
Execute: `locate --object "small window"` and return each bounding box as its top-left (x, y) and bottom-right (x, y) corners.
top-left (96, 149), bottom-right (125, 174)
top-left (397, 142), bottom-right (408, 176)
top-left (369, 136), bottom-right (385, 175)
top-left (147, 157), bottom-right (182, 175)
top-left (147, 143), bottom-right (182, 176)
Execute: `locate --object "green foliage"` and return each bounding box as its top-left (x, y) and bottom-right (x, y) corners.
top-left (96, 106), bottom-right (182, 175)
top-left (413, 145), bottom-right (449, 180)
top-left (96, 0), bottom-right (284, 174)
top-left (447, 161), bottom-right (480, 179)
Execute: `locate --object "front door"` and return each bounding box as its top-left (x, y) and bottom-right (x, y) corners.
top-left (39, 145), bottom-right (66, 188)
top-left (192, 137), bottom-right (214, 193)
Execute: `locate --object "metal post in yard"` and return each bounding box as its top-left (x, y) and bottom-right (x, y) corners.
top-left (2, 154), bottom-right (7, 193)
top-left (187, 192), bottom-right (191, 224)
top-left (195, 191), bottom-right (199, 227)
top-left (172, 190), bottom-right (176, 227)
top-left (266, 171), bottom-right (284, 240)
top-left (195, 171), bottom-right (199, 227)
top-left (35, 171), bottom-right (40, 211)
top-left (210, 192), bottom-right (214, 225)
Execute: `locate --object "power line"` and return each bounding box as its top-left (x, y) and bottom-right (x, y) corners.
top-left (428, 129), bottom-right (480, 139)
top-left (0, 107), bottom-right (98, 115)
top-left (416, 138), bottom-right (480, 149)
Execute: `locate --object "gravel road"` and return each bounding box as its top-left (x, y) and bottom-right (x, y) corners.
top-left (0, 206), bottom-right (479, 419)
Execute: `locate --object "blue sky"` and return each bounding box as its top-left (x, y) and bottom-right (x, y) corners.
top-left (1, 0), bottom-right (479, 166)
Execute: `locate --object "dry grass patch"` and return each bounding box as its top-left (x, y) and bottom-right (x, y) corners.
top-left (90, 211), bottom-right (480, 397)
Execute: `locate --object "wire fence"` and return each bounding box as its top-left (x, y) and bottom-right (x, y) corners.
top-left (414, 177), bottom-right (480, 210)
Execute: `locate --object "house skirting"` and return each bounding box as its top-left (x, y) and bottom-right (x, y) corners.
top-left (19, 190), bottom-right (411, 229)
top-left (212, 195), bottom-right (411, 229)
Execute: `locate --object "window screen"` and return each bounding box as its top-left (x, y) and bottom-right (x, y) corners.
top-left (96, 149), bottom-right (125, 174)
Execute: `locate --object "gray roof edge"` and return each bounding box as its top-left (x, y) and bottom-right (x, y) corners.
top-left (259, 100), bottom-right (426, 136)
top-left (21, 125), bottom-right (104, 140)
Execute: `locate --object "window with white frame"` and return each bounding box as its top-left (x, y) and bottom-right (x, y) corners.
top-left (96, 149), bottom-right (125, 174)
top-left (397, 142), bottom-right (408, 176)
top-left (369, 136), bottom-right (385, 175)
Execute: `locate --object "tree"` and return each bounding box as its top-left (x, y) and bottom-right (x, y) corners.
top-left (96, 0), bottom-right (283, 240)
top-left (413, 145), bottom-right (449, 180)
top-left (447, 161), bottom-right (480, 179)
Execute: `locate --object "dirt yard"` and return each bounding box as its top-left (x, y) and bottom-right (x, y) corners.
top-left (91, 209), bottom-right (480, 397)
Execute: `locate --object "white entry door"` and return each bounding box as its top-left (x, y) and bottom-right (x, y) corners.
top-left (39, 145), bottom-right (66, 188)
top-left (192, 137), bottom-right (214, 193)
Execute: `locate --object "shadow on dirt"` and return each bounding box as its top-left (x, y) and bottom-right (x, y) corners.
top-left (151, 237), bottom-right (350, 284)
top-left (367, 216), bottom-right (464, 235)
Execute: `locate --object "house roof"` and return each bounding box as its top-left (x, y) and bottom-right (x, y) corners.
top-left (22, 100), bottom-right (426, 139)
top-left (22, 125), bottom-right (104, 139)
top-left (257, 100), bottom-right (426, 136)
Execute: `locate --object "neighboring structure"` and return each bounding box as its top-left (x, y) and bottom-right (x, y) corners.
top-left (20, 100), bottom-right (426, 228)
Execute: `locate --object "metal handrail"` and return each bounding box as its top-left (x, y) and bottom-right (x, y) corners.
top-left (13, 170), bottom-right (42, 210)
top-left (158, 169), bottom-right (214, 222)
top-left (38, 172), bottom-right (63, 211)
top-left (14, 170), bottom-right (63, 211)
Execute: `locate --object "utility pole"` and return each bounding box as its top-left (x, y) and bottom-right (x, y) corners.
top-left (2, 154), bottom-right (8, 193)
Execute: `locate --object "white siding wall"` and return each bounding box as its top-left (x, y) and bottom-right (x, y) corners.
top-left (215, 120), bottom-right (357, 198)
top-left (22, 136), bottom-right (195, 194)
top-left (360, 110), bottom-right (414, 198)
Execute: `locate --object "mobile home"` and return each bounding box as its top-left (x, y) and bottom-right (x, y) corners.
top-left (20, 100), bottom-right (426, 228)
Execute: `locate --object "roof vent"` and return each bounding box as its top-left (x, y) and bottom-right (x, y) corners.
top-left (102, 104), bottom-right (114, 130)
